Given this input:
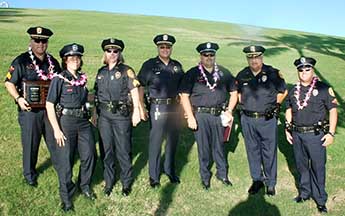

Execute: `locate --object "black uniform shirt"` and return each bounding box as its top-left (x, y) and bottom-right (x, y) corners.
top-left (47, 70), bottom-right (88, 109)
top-left (236, 64), bottom-right (286, 112)
top-left (285, 81), bottom-right (337, 126)
top-left (179, 65), bottom-right (237, 107)
top-left (94, 63), bottom-right (136, 103)
top-left (5, 52), bottom-right (61, 88)
top-left (137, 56), bottom-right (184, 99)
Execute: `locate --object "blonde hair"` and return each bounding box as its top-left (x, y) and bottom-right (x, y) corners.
top-left (102, 51), bottom-right (125, 65)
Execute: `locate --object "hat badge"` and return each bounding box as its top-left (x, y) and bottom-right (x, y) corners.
top-left (250, 46), bottom-right (255, 52)
top-left (110, 38), bottom-right (115, 43)
top-left (72, 44), bottom-right (78, 51)
top-left (206, 43), bottom-right (211, 48)
top-left (163, 34), bottom-right (168, 41)
top-left (37, 27), bottom-right (42, 34)
top-left (301, 57), bottom-right (306, 64)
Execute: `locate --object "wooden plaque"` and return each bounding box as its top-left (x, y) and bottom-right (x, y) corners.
top-left (22, 80), bottom-right (51, 108)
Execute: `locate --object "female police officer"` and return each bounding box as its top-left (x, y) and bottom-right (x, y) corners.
top-left (94, 38), bottom-right (141, 196)
top-left (46, 43), bottom-right (96, 212)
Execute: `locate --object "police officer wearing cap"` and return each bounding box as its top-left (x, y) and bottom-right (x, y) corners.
top-left (180, 42), bottom-right (238, 190)
top-left (94, 38), bottom-right (141, 196)
top-left (46, 43), bottom-right (96, 212)
top-left (137, 34), bottom-right (184, 188)
top-left (285, 57), bottom-right (338, 213)
top-left (4, 26), bottom-right (60, 187)
top-left (236, 45), bottom-right (287, 196)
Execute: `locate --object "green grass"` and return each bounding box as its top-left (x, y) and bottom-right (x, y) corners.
top-left (1, 8), bottom-right (345, 216)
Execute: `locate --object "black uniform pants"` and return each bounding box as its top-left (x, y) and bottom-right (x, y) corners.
top-left (194, 113), bottom-right (228, 183)
top-left (240, 115), bottom-right (277, 187)
top-left (18, 109), bottom-right (55, 182)
top-left (149, 104), bottom-right (180, 181)
top-left (98, 111), bottom-right (133, 189)
top-left (53, 115), bottom-right (96, 205)
top-left (292, 131), bottom-right (327, 205)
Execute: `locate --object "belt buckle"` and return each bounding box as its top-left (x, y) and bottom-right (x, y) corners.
top-left (253, 112), bottom-right (260, 118)
top-left (210, 108), bottom-right (216, 115)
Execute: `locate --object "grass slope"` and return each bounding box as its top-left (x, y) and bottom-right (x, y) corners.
top-left (0, 8), bottom-right (344, 216)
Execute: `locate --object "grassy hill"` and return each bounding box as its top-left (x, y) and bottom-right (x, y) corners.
top-left (0, 8), bottom-right (344, 216)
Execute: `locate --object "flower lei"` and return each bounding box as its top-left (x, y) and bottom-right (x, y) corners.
top-left (198, 62), bottom-right (220, 90)
top-left (28, 46), bottom-right (55, 80)
top-left (294, 76), bottom-right (318, 110)
top-left (55, 72), bottom-right (88, 87)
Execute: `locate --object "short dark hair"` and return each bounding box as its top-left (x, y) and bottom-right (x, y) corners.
top-left (61, 56), bottom-right (83, 71)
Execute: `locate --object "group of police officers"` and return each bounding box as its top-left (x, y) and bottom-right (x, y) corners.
top-left (4, 26), bottom-right (338, 213)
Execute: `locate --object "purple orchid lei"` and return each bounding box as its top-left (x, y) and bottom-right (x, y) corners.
top-left (198, 62), bottom-right (220, 90)
top-left (294, 76), bottom-right (318, 110)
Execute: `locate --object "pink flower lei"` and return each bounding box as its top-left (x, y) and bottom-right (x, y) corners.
top-left (294, 76), bottom-right (318, 110)
top-left (198, 62), bottom-right (220, 90)
top-left (28, 46), bottom-right (55, 80)
top-left (55, 72), bottom-right (88, 87)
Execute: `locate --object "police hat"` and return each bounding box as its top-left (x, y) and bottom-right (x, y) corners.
top-left (27, 26), bottom-right (53, 39)
top-left (196, 42), bottom-right (219, 53)
top-left (294, 56), bottom-right (316, 69)
top-left (153, 34), bottom-right (176, 45)
top-left (59, 43), bottom-right (84, 58)
top-left (101, 38), bottom-right (125, 51)
top-left (243, 45), bottom-right (265, 58)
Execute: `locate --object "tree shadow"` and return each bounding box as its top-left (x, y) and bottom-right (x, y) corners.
top-left (228, 191), bottom-right (281, 216)
top-left (0, 8), bottom-right (43, 23)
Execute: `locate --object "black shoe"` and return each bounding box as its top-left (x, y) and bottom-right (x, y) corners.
top-left (122, 187), bottom-right (132, 196)
top-left (61, 203), bottom-right (74, 212)
top-left (24, 179), bottom-right (38, 187)
top-left (266, 186), bottom-right (276, 196)
top-left (293, 196), bottom-right (310, 203)
top-left (166, 174), bottom-right (181, 184)
top-left (82, 190), bottom-right (96, 200)
top-left (202, 181), bottom-right (210, 190)
top-left (216, 177), bottom-right (233, 186)
top-left (248, 181), bottom-right (264, 194)
top-left (317, 205), bottom-right (328, 213)
top-left (103, 187), bottom-right (113, 196)
top-left (149, 178), bottom-right (160, 188)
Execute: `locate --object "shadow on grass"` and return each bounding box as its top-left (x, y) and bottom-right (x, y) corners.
top-left (228, 191), bottom-right (281, 216)
top-left (0, 8), bottom-right (43, 23)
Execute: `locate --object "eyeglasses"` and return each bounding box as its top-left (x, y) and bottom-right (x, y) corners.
top-left (33, 38), bottom-right (48, 44)
top-left (202, 53), bottom-right (215, 57)
top-left (159, 46), bottom-right (171, 50)
top-left (298, 67), bottom-right (312, 72)
top-left (106, 49), bottom-right (120, 54)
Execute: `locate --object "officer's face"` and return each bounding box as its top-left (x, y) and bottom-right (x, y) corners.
top-left (200, 52), bottom-right (216, 68)
top-left (66, 55), bottom-right (81, 72)
top-left (247, 55), bottom-right (263, 72)
top-left (298, 66), bottom-right (314, 84)
top-left (157, 44), bottom-right (172, 59)
top-left (105, 48), bottom-right (120, 63)
top-left (30, 38), bottom-right (48, 56)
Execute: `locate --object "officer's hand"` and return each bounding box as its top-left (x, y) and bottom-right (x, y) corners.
top-left (187, 116), bottom-right (197, 130)
top-left (132, 107), bottom-right (141, 127)
top-left (321, 133), bottom-right (334, 147)
top-left (224, 110), bottom-right (234, 125)
top-left (17, 97), bottom-right (31, 111)
top-left (139, 106), bottom-right (149, 121)
top-left (285, 130), bottom-right (293, 145)
top-left (54, 130), bottom-right (67, 147)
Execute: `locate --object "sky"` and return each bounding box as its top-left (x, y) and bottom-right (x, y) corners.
top-left (3, 0), bottom-right (345, 37)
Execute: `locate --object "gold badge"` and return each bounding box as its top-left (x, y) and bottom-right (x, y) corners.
top-left (37, 27), bottom-right (42, 34)
top-left (115, 71), bottom-right (121, 79)
top-left (328, 87), bottom-right (335, 97)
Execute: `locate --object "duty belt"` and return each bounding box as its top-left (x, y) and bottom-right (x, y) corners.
top-left (62, 108), bottom-right (87, 118)
top-left (193, 106), bottom-right (223, 116)
top-left (242, 110), bottom-right (266, 118)
top-left (150, 97), bottom-right (178, 105)
top-left (98, 101), bottom-right (131, 116)
top-left (291, 125), bottom-right (315, 133)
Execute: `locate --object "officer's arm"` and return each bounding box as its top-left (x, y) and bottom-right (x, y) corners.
top-left (322, 108), bottom-right (338, 147)
top-left (130, 88), bottom-right (141, 126)
top-left (228, 91), bottom-right (238, 112)
top-left (285, 108), bottom-right (293, 144)
top-left (46, 101), bottom-right (66, 147)
top-left (4, 81), bottom-right (30, 111)
top-left (277, 90), bottom-right (288, 104)
top-left (180, 93), bottom-right (197, 130)
top-left (138, 87), bottom-right (148, 121)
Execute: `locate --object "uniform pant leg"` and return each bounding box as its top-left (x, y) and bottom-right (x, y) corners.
top-left (113, 119), bottom-right (133, 188)
top-left (304, 133), bottom-right (327, 205)
top-left (77, 119), bottom-right (96, 192)
top-left (148, 107), bottom-right (167, 181)
top-left (43, 111), bottom-right (57, 165)
top-left (210, 115), bottom-right (228, 179)
top-left (164, 110), bottom-right (180, 176)
top-left (18, 111), bottom-right (44, 181)
top-left (240, 115), bottom-right (263, 182)
top-left (98, 115), bottom-right (116, 188)
top-left (194, 113), bottom-right (212, 183)
top-left (292, 132), bottom-right (312, 198)
top-left (257, 118), bottom-right (278, 187)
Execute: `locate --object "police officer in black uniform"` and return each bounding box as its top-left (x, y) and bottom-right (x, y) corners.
top-left (236, 45), bottom-right (287, 196)
top-left (4, 26), bottom-right (60, 187)
top-left (46, 43), bottom-right (96, 212)
top-left (180, 42), bottom-right (238, 190)
top-left (137, 34), bottom-right (184, 187)
top-left (285, 57), bottom-right (338, 213)
top-left (94, 38), bottom-right (141, 196)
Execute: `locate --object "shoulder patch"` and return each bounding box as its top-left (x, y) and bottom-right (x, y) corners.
top-left (6, 72), bottom-right (12, 80)
top-left (9, 65), bottom-right (15, 73)
top-left (328, 87), bottom-right (335, 97)
top-left (127, 68), bottom-right (136, 79)
top-left (278, 71), bottom-right (284, 79)
top-left (132, 79), bottom-right (140, 87)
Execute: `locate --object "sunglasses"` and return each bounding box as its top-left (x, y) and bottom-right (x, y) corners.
top-left (202, 53), bottom-right (215, 57)
top-left (106, 49), bottom-right (120, 54)
top-left (159, 46), bottom-right (171, 50)
top-left (33, 38), bottom-right (48, 44)
top-left (298, 66), bottom-right (312, 72)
